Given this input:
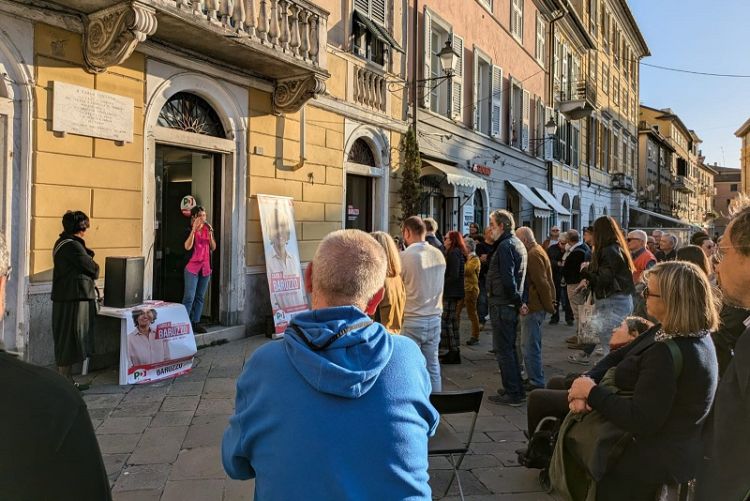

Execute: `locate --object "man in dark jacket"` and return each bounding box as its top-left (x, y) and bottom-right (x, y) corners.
top-left (475, 227), bottom-right (494, 328)
top-left (547, 234), bottom-right (573, 325)
top-left (696, 197), bottom-right (750, 501)
top-left (0, 233), bottom-right (112, 501)
top-left (485, 209), bottom-right (528, 406)
top-left (424, 218), bottom-right (445, 253)
top-left (561, 230), bottom-right (591, 344)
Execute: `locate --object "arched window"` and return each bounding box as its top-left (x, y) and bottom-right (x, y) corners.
top-left (572, 195), bottom-right (581, 230)
top-left (589, 204), bottom-right (596, 226)
top-left (157, 92), bottom-right (225, 138)
top-left (347, 138), bottom-right (377, 166)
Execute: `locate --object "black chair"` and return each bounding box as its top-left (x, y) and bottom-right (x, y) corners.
top-left (428, 388), bottom-right (484, 500)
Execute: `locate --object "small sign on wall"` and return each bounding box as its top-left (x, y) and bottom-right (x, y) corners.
top-left (52, 81), bottom-right (134, 143)
top-left (462, 204), bottom-right (474, 235)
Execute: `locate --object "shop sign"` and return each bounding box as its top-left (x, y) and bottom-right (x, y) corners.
top-left (471, 164), bottom-right (492, 176)
top-left (347, 205), bottom-right (360, 221)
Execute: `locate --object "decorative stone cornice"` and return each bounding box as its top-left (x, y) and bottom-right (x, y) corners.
top-left (83, 1), bottom-right (157, 74)
top-left (273, 74), bottom-right (326, 114)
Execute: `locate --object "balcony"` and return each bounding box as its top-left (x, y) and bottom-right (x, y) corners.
top-left (557, 79), bottom-right (597, 121)
top-left (611, 172), bottom-right (634, 192)
top-left (52, 0), bottom-right (330, 113)
top-left (674, 175), bottom-right (694, 193)
top-left (352, 63), bottom-right (388, 114)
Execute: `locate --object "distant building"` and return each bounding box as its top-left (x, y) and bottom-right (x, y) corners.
top-left (735, 118), bottom-right (750, 194)
top-left (713, 165), bottom-right (742, 235)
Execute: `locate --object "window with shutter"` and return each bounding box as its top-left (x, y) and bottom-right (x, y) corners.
top-left (355, 0), bottom-right (386, 25)
top-left (490, 65), bottom-right (503, 139)
top-left (511, 0), bottom-right (524, 41)
top-left (423, 10), bottom-right (432, 109)
top-left (590, 0), bottom-right (597, 33)
top-left (544, 106), bottom-right (554, 161)
top-left (522, 89), bottom-right (530, 152)
top-left (535, 15), bottom-right (545, 65)
top-left (451, 34), bottom-right (464, 122)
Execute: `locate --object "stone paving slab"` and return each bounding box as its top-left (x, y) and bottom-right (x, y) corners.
top-left (76, 312), bottom-right (578, 500)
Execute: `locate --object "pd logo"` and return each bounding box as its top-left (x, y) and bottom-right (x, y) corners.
top-left (132, 369), bottom-right (147, 381)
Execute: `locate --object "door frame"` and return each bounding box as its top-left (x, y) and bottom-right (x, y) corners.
top-left (144, 70), bottom-right (247, 326)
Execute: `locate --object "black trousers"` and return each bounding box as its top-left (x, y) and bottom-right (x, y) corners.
top-left (551, 279), bottom-right (574, 322)
top-left (526, 376), bottom-right (569, 434)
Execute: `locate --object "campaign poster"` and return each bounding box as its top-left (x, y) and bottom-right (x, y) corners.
top-left (123, 301), bottom-right (197, 385)
top-left (462, 204), bottom-right (474, 235)
top-left (257, 194), bottom-right (309, 337)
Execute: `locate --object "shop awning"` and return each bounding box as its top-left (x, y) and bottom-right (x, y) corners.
top-left (629, 206), bottom-right (702, 230)
top-left (506, 180), bottom-right (551, 219)
top-left (421, 160), bottom-right (488, 192)
top-left (533, 188), bottom-right (572, 217)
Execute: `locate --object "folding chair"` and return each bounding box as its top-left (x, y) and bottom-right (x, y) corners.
top-left (428, 388), bottom-right (484, 500)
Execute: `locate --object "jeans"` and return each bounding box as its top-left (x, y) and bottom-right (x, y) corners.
top-left (521, 310), bottom-right (546, 388)
top-left (401, 315), bottom-right (442, 392)
top-left (583, 293), bottom-right (634, 356)
top-left (183, 269), bottom-right (211, 324)
top-left (477, 279), bottom-right (488, 324)
top-left (457, 289), bottom-right (480, 339)
top-left (490, 303), bottom-right (525, 400)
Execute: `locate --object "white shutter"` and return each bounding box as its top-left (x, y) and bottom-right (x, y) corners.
top-left (544, 106), bottom-right (553, 161)
top-left (473, 48), bottom-right (480, 130)
top-left (451, 33), bottom-right (464, 121)
top-left (561, 44), bottom-right (569, 98)
top-left (490, 65), bottom-right (503, 139)
top-left (371, 0), bottom-right (386, 24)
top-left (522, 89), bottom-right (530, 151)
top-left (422, 10), bottom-right (432, 108)
top-left (355, 0), bottom-right (369, 13)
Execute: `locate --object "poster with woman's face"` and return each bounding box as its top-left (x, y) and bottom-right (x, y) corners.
top-left (125, 302), bottom-right (197, 384)
top-left (257, 195), bottom-right (309, 336)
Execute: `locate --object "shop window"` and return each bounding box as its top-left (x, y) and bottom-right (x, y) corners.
top-left (157, 92), bottom-right (225, 138)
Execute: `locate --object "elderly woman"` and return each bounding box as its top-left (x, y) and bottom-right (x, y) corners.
top-left (370, 232), bottom-right (405, 334)
top-left (457, 238), bottom-right (481, 345)
top-left (565, 261), bottom-right (719, 500)
top-left (51, 210), bottom-right (99, 389)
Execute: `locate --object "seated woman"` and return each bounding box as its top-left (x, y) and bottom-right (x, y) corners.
top-left (564, 261), bottom-right (720, 500)
top-left (524, 316), bottom-right (652, 440)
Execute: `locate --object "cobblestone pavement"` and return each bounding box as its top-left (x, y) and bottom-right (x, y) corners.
top-left (78, 314), bottom-right (582, 500)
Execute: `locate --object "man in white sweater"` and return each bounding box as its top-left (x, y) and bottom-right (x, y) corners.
top-left (400, 216), bottom-right (447, 392)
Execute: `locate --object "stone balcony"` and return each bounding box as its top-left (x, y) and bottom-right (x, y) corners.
top-left (674, 175), bottom-right (694, 193)
top-left (557, 79), bottom-right (597, 121)
top-left (351, 62), bottom-right (388, 114)
top-left (51, 0), bottom-right (330, 113)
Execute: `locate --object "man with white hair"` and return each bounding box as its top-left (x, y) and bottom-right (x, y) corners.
top-left (515, 227), bottom-right (556, 391)
top-left (0, 233), bottom-right (112, 499)
top-left (658, 232), bottom-right (678, 261)
top-left (223, 230), bottom-right (438, 500)
top-left (626, 229), bottom-right (656, 284)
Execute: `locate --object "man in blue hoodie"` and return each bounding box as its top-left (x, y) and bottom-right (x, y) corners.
top-left (222, 229), bottom-right (439, 500)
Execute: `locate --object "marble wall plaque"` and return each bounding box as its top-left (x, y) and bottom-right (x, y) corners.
top-left (52, 81), bottom-right (134, 143)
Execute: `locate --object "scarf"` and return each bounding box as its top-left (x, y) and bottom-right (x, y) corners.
top-left (654, 327), bottom-right (710, 342)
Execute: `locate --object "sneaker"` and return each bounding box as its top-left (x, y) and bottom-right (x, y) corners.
top-left (523, 381), bottom-right (544, 392)
top-left (549, 318), bottom-right (560, 325)
top-left (466, 337), bottom-right (479, 346)
top-left (488, 349), bottom-right (497, 354)
top-left (568, 343), bottom-right (586, 350)
top-left (568, 352), bottom-right (591, 366)
top-left (566, 319), bottom-right (575, 326)
top-left (488, 394), bottom-right (526, 407)
top-left (193, 323), bottom-right (208, 334)
top-left (496, 388), bottom-right (507, 396)
top-left (565, 335), bottom-right (579, 344)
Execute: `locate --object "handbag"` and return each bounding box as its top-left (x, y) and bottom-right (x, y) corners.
top-left (577, 293), bottom-right (599, 345)
top-left (570, 283), bottom-right (590, 306)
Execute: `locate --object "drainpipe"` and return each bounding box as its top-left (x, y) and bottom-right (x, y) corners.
top-left (412, 0), bottom-right (419, 133)
top-left (547, 5), bottom-right (566, 194)
top-left (296, 105), bottom-right (306, 168)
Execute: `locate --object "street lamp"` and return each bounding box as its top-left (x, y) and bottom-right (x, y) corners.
top-left (437, 40), bottom-right (459, 78)
top-left (530, 117), bottom-right (558, 158)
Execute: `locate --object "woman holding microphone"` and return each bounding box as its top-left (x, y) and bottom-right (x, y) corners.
top-left (183, 205), bottom-right (216, 333)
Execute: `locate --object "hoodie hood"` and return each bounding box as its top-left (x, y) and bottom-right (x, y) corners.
top-left (284, 306), bottom-right (394, 399)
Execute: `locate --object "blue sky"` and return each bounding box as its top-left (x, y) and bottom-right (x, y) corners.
top-left (630, 0), bottom-right (750, 168)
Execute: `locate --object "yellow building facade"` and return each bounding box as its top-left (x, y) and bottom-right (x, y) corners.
top-left (1, 0), bottom-right (409, 364)
top-left (735, 117), bottom-right (750, 194)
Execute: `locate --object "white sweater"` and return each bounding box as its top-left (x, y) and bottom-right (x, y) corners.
top-left (400, 242), bottom-right (446, 318)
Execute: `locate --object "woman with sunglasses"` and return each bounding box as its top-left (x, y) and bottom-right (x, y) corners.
top-left (51, 210), bottom-right (99, 389)
top-left (565, 261), bottom-right (719, 500)
top-left (569, 216), bottom-right (635, 365)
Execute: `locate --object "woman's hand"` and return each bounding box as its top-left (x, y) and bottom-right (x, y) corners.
top-left (574, 279), bottom-right (588, 293)
top-left (192, 218), bottom-right (203, 232)
top-left (568, 376), bottom-right (596, 401)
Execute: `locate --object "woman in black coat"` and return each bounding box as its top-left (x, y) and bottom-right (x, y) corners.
top-left (567, 261), bottom-right (720, 500)
top-left (51, 211), bottom-right (99, 387)
top-left (439, 231), bottom-right (466, 364)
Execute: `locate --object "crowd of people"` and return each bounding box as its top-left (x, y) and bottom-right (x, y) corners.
top-left (4, 198), bottom-right (750, 500)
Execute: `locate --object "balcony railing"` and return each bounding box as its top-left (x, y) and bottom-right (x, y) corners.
top-left (557, 79), bottom-right (596, 120)
top-left (611, 172), bottom-right (634, 192)
top-left (674, 175), bottom-right (694, 193)
top-left (53, 0), bottom-right (330, 113)
top-left (352, 64), bottom-right (387, 113)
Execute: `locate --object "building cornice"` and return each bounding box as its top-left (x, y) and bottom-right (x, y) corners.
top-left (735, 117), bottom-right (750, 137)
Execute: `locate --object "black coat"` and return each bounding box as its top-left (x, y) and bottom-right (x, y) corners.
top-left (697, 324), bottom-right (750, 501)
top-left (443, 248), bottom-right (465, 300)
top-left (51, 234), bottom-right (99, 302)
top-left (561, 243), bottom-right (591, 285)
top-left (546, 243), bottom-right (564, 282)
top-left (486, 231), bottom-right (527, 306)
top-left (476, 241), bottom-right (493, 282)
top-left (581, 243), bottom-right (635, 299)
top-left (588, 331), bottom-right (718, 484)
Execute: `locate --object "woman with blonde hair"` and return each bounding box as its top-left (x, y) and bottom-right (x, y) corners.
top-left (562, 261), bottom-right (719, 500)
top-left (370, 232), bottom-right (406, 333)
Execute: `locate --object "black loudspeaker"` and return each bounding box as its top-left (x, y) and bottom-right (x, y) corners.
top-left (103, 257), bottom-right (144, 308)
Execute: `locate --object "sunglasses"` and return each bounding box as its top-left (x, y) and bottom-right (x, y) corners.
top-left (642, 286), bottom-right (661, 299)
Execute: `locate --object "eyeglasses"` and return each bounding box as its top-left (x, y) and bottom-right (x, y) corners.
top-left (626, 238), bottom-right (643, 242)
top-left (714, 244), bottom-right (750, 263)
top-left (642, 286), bottom-right (661, 299)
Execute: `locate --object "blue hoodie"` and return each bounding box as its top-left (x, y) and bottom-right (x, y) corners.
top-left (222, 306), bottom-right (439, 501)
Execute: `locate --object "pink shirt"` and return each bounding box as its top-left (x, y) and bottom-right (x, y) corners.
top-left (186, 226), bottom-right (212, 277)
